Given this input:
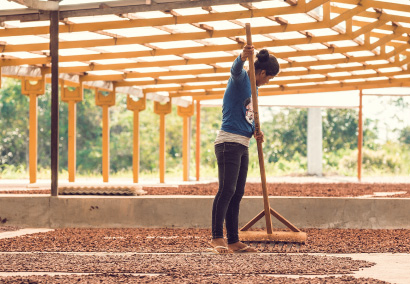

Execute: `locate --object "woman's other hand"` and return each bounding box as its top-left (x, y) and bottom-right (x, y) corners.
top-left (254, 130), bottom-right (264, 143)
top-left (241, 44), bottom-right (254, 62)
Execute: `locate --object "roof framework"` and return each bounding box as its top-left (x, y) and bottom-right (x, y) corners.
top-left (1, 0), bottom-right (410, 103)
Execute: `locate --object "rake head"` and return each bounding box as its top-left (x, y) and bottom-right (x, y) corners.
top-left (239, 230), bottom-right (307, 252)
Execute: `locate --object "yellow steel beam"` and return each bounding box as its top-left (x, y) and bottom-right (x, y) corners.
top-left (2, 20), bottom-right (408, 66)
top-left (191, 80), bottom-right (410, 100)
top-left (82, 58), bottom-right (403, 82)
top-left (1, 20), bottom-right (329, 53)
top-left (171, 77), bottom-right (410, 99)
top-left (117, 69), bottom-right (407, 88)
top-left (370, 29), bottom-right (408, 51)
top-left (334, 0), bottom-right (410, 14)
top-left (0, 4), bottom-right (302, 37)
top-left (332, 6), bottom-right (410, 26)
top-left (138, 69), bottom-right (410, 93)
top-left (7, 17), bottom-right (409, 56)
top-left (330, 2), bottom-right (368, 27)
top-left (351, 20), bottom-right (389, 40)
top-left (56, 44), bottom-right (409, 75)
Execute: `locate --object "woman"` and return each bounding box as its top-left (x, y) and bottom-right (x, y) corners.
top-left (210, 45), bottom-right (280, 253)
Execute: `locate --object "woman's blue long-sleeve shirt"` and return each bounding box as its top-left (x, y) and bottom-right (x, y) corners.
top-left (220, 55), bottom-right (256, 138)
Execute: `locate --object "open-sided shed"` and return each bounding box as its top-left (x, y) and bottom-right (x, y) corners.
top-left (1, 0), bottom-right (410, 194)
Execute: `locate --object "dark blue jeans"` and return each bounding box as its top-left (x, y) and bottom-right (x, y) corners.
top-left (212, 142), bottom-right (249, 244)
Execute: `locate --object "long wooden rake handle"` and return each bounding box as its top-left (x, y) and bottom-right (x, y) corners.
top-left (245, 23), bottom-right (274, 235)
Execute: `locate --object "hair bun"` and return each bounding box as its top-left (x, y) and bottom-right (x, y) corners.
top-left (256, 49), bottom-right (269, 63)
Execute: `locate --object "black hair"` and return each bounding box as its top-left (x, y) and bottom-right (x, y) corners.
top-left (254, 49), bottom-right (280, 76)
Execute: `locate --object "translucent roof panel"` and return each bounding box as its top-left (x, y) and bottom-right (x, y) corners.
top-left (315, 54), bottom-right (346, 60)
top-left (184, 51), bottom-right (234, 59)
top-left (3, 20), bottom-right (50, 28)
top-left (1, 52), bottom-right (46, 59)
top-left (137, 55), bottom-right (184, 62)
top-left (154, 40), bottom-right (204, 49)
top-left (124, 67), bottom-right (169, 73)
top-left (105, 27), bottom-right (170, 37)
top-left (1, 0), bottom-right (410, 100)
top-left (235, 17), bottom-right (281, 27)
top-left (292, 43), bottom-right (327, 51)
top-left (1, 36), bottom-right (49, 44)
top-left (59, 48), bottom-right (100, 56)
top-left (200, 21), bottom-right (243, 30)
top-left (161, 24), bottom-right (204, 33)
top-left (67, 15), bottom-right (125, 23)
top-left (346, 51), bottom-right (376, 57)
top-left (328, 72), bottom-right (353, 77)
top-left (86, 70), bottom-right (124, 75)
top-left (306, 29), bottom-right (340, 37)
top-left (172, 7), bottom-right (211, 15)
top-left (278, 14), bottom-right (317, 24)
top-left (252, 0), bottom-right (289, 8)
top-left (100, 44), bottom-right (152, 53)
top-left (91, 58), bottom-right (137, 65)
top-left (210, 4), bottom-right (248, 12)
top-left (273, 32), bottom-right (306, 40)
top-left (59, 61), bottom-right (89, 67)
top-left (59, 32), bottom-right (112, 41)
top-left (0, 0), bottom-right (26, 9)
top-left (287, 56), bottom-right (318, 62)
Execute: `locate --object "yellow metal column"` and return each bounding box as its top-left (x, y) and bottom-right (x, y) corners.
top-left (358, 90), bottom-right (363, 182)
top-left (177, 104), bottom-right (194, 181)
top-left (21, 76), bottom-right (46, 185)
top-left (154, 101), bottom-right (172, 183)
top-left (126, 94), bottom-right (146, 183)
top-left (95, 89), bottom-right (116, 183)
top-left (61, 80), bottom-right (83, 182)
top-left (29, 93), bottom-right (38, 184)
top-left (195, 100), bottom-right (201, 181)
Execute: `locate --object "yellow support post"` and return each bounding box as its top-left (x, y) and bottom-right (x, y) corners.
top-left (95, 89), bottom-right (116, 183)
top-left (154, 101), bottom-right (172, 183)
top-left (323, 1), bottom-right (330, 25)
top-left (21, 75), bottom-right (46, 186)
top-left (61, 79), bottom-right (83, 183)
top-left (126, 94), bottom-right (146, 184)
top-left (195, 100), bottom-right (201, 181)
top-left (358, 90), bottom-right (363, 182)
top-left (177, 104), bottom-right (194, 181)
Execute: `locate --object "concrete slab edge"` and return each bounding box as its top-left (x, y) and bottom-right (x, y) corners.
top-left (0, 195), bottom-right (409, 229)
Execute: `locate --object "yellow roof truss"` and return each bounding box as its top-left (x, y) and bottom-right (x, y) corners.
top-left (1, 0), bottom-right (410, 101)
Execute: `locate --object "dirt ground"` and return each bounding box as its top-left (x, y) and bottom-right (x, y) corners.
top-left (0, 227), bottom-right (402, 284)
top-left (2, 182), bottom-right (410, 197)
top-left (1, 181), bottom-right (409, 283)
top-left (1, 228), bottom-right (409, 254)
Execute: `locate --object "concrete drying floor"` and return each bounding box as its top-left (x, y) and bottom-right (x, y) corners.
top-left (0, 228), bottom-right (409, 284)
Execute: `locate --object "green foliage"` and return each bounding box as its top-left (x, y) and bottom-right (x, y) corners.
top-left (0, 79), bottom-right (29, 168)
top-left (261, 108), bottom-right (307, 163)
top-left (337, 142), bottom-right (409, 176)
top-left (399, 126), bottom-right (410, 145)
top-left (0, 78), bottom-right (409, 179)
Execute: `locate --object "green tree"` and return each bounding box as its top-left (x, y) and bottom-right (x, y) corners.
top-left (0, 79), bottom-right (29, 168)
top-left (262, 108), bottom-right (307, 163)
top-left (399, 126), bottom-right (410, 145)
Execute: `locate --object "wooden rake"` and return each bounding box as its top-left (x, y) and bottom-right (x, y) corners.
top-left (238, 23), bottom-right (307, 251)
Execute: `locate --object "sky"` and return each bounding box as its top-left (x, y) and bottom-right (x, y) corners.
top-left (202, 88), bottom-right (410, 143)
